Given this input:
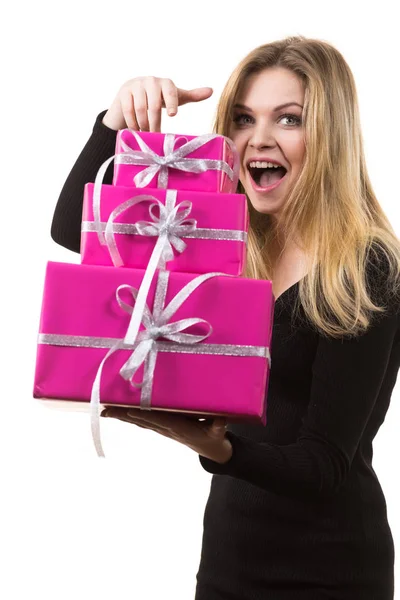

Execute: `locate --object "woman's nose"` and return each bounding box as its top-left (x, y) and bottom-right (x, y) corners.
top-left (248, 123), bottom-right (276, 149)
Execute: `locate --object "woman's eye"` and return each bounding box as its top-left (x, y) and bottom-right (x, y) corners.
top-left (232, 113), bottom-right (253, 126)
top-left (232, 113), bottom-right (302, 127)
top-left (280, 114), bottom-right (302, 126)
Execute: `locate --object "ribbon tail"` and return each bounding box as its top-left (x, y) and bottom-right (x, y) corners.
top-left (90, 342), bottom-right (121, 458)
top-left (120, 338), bottom-right (153, 384)
top-left (158, 165), bottom-right (169, 189)
top-left (91, 400), bottom-right (105, 459)
top-left (133, 165), bottom-right (161, 188)
top-left (123, 234), bottom-right (169, 346)
top-left (140, 347), bottom-right (158, 410)
top-left (93, 154), bottom-right (117, 245)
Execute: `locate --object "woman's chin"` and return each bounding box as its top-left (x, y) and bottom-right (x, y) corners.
top-left (245, 190), bottom-right (284, 217)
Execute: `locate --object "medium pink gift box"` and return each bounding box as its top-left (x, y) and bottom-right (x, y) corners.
top-left (33, 262), bottom-right (274, 428)
top-left (81, 183), bottom-right (249, 275)
top-left (111, 129), bottom-right (240, 193)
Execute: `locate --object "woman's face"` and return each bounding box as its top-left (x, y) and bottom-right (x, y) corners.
top-left (229, 67), bottom-right (306, 222)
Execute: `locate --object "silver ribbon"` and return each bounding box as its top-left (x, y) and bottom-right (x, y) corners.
top-left (91, 130), bottom-right (240, 247)
top-left (82, 221), bottom-right (248, 243)
top-left (38, 270), bottom-right (271, 458)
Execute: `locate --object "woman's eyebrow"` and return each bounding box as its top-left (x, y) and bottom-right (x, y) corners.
top-left (233, 102), bottom-right (303, 112)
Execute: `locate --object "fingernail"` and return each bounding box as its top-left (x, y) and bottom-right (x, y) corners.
top-left (168, 108), bottom-right (176, 116)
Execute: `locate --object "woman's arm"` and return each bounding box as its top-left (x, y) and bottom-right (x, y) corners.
top-left (50, 110), bottom-right (118, 253)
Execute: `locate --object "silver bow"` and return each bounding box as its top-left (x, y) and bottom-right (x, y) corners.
top-left (90, 270), bottom-right (231, 457)
top-left (103, 189), bottom-right (196, 268)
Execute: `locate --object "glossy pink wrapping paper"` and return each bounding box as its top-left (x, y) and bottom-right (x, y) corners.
top-left (33, 262), bottom-right (275, 425)
top-left (80, 183), bottom-right (249, 275)
top-left (113, 129), bottom-right (238, 193)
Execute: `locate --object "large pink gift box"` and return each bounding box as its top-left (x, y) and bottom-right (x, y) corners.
top-left (112, 129), bottom-right (240, 193)
top-left (33, 262), bottom-right (274, 426)
top-left (81, 183), bottom-right (249, 275)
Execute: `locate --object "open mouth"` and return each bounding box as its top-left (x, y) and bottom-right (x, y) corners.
top-left (247, 164), bottom-right (287, 188)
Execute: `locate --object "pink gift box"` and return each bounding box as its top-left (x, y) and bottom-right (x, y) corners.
top-left (112, 129), bottom-right (239, 193)
top-left (81, 183), bottom-right (249, 275)
top-left (33, 262), bottom-right (275, 426)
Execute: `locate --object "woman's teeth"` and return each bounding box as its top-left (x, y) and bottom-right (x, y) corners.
top-left (248, 161), bottom-right (283, 169)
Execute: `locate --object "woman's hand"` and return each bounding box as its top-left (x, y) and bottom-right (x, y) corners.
top-left (101, 407), bottom-right (233, 464)
top-left (102, 76), bottom-right (213, 132)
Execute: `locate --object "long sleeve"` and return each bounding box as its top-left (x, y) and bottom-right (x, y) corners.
top-left (50, 109), bottom-right (118, 253)
top-left (199, 248), bottom-right (400, 501)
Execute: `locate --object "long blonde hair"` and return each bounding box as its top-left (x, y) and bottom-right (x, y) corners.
top-left (214, 35), bottom-right (400, 339)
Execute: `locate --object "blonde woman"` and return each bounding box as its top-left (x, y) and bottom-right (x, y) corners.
top-left (51, 36), bottom-right (400, 599)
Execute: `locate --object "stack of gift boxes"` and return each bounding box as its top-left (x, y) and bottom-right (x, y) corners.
top-left (33, 127), bottom-right (275, 457)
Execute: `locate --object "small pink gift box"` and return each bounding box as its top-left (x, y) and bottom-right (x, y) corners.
top-left (111, 129), bottom-right (240, 193)
top-left (81, 183), bottom-right (249, 275)
top-left (33, 262), bottom-right (274, 431)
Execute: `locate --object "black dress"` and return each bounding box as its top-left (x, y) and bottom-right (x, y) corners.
top-left (51, 110), bottom-right (400, 600)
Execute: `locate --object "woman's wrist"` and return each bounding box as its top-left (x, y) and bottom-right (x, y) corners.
top-left (218, 438), bottom-right (233, 463)
top-left (102, 100), bottom-right (126, 131)
top-left (200, 437), bottom-right (233, 464)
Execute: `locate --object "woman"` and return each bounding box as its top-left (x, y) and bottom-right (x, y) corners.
top-left (51, 36), bottom-right (400, 599)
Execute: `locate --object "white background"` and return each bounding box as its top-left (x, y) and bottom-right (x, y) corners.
top-left (2, 0), bottom-right (399, 598)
